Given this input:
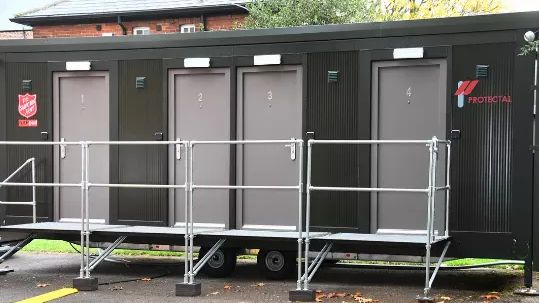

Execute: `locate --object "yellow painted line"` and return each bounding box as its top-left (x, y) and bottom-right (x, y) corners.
top-left (15, 288), bottom-right (78, 303)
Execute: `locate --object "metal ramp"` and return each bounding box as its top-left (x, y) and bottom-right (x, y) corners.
top-left (0, 137), bottom-right (451, 303)
top-left (290, 137), bottom-right (452, 303)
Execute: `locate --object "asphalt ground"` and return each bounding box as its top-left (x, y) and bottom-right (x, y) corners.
top-left (2, 253), bottom-right (539, 303)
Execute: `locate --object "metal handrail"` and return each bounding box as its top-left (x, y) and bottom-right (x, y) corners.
top-left (0, 158), bottom-right (37, 223)
top-left (302, 136), bottom-right (452, 299)
top-left (83, 139), bottom-right (189, 280)
top-left (188, 139), bottom-right (304, 286)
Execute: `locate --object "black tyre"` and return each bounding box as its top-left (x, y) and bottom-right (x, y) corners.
top-left (256, 249), bottom-right (296, 280)
top-left (197, 246), bottom-right (237, 278)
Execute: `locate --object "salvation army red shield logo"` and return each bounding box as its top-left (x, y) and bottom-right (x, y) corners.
top-left (18, 93), bottom-right (37, 119)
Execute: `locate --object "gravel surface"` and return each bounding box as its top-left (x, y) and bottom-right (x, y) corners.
top-left (1, 253), bottom-right (539, 303)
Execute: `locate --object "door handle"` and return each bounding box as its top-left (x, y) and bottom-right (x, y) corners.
top-left (285, 138), bottom-right (296, 161)
top-left (176, 138), bottom-right (182, 160)
top-left (60, 138), bottom-right (66, 159)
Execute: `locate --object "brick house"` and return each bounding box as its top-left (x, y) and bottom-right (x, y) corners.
top-left (1, 3), bottom-right (36, 39)
top-left (10, 0), bottom-right (248, 39)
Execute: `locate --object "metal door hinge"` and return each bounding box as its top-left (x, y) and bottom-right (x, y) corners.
top-left (285, 138), bottom-right (296, 161)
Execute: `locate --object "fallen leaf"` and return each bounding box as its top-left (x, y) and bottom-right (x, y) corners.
top-left (480, 294), bottom-right (501, 300)
top-left (316, 290), bottom-right (323, 294)
top-left (254, 283), bottom-right (265, 287)
top-left (210, 291), bottom-right (219, 295)
top-left (316, 294), bottom-right (327, 302)
top-left (327, 293), bottom-right (336, 298)
top-left (440, 296), bottom-right (451, 300)
top-left (354, 298), bottom-right (379, 303)
top-left (335, 293), bottom-right (349, 298)
top-left (36, 283), bottom-right (50, 288)
top-left (354, 291), bottom-right (362, 298)
top-left (140, 278), bottom-right (152, 281)
top-left (224, 285), bottom-right (232, 290)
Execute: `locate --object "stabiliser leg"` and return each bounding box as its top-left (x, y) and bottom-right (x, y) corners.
top-left (176, 239), bottom-right (226, 297)
top-left (514, 241), bottom-right (539, 296)
top-left (0, 234), bottom-right (34, 264)
top-left (515, 145), bottom-right (539, 296)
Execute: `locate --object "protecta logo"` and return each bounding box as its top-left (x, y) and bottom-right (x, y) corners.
top-left (454, 80), bottom-right (511, 108)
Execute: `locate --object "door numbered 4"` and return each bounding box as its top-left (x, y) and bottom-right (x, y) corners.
top-left (285, 138), bottom-right (296, 161)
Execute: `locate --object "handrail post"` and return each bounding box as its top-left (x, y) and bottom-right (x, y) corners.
top-left (183, 141), bottom-right (189, 284)
top-left (303, 140), bottom-right (313, 291)
top-left (79, 142), bottom-right (86, 279)
top-left (445, 142), bottom-right (451, 237)
top-left (188, 142), bottom-right (195, 284)
top-left (31, 158), bottom-right (36, 223)
top-left (84, 142), bottom-right (90, 278)
top-left (423, 139), bottom-right (434, 299)
top-left (296, 140), bottom-right (303, 291)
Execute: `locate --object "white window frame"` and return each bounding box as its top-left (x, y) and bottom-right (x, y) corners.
top-left (180, 24), bottom-right (196, 33)
top-left (133, 27), bottom-right (150, 35)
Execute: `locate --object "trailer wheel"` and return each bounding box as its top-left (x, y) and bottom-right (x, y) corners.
top-left (198, 246), bottom-right (237, 278)
top-left (257, 249), bottom-right (295, 280)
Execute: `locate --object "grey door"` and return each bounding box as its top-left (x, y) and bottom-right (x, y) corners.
top-left (54, 72), bottom-right (110, 223)
top-left (169, 69), bottom-right (230, 228)
top-left (371, 60), bottom-right (447, 235)
top-left (237, 66), bottom-right (303, 230)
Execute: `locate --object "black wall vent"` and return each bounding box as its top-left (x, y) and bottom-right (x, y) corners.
top-left (135, 77), bottom-right (146, 89)
top-left (328, 70), bottom-right (339, 83)
top-left (328, 71), bottom-right (339, 83)
top-left (476, 65), bottom-right (489, 78)
top-left (22, 80), bottom-right (32, 92)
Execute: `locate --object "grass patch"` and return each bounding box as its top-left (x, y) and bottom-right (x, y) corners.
top-left (20, 240), bottom-right (523, 270)
top-left (22, 239), bottom-right (184, 257)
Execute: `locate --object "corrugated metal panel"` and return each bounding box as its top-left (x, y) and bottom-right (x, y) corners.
top-left (451, 43), bottom-right (514, 233)
top-left (307, 51), bottom-right (366, 231)
top-left (5, 62), bottom-right (51, 224)
top-left (116, 60), bottom-right (167, 225)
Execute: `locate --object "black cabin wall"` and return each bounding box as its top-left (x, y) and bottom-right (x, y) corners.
top-left (448, 40), bottom-right (535, 259)
top-left (0, 54), bottom-right (6, 224)
top-left (306, 51), bottom-right (368, 233)
top-left (450, 43), bottom-right (514, 233)
top-left (114, 60), bottom-right (167, 226)
top-left (0, 17), bottom-right (535, 261)
top-left (5, 62), bottom-right (52, 225)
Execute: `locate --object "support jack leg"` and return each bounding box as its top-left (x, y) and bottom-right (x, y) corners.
top-left (418, 241), bottom-right (451, 303)
top-left (514, 242), bottom-right (539, 296)
top-left (176, 239), bottom-right (225, 297)
top-left (289, 243), bottom-right (333, 302)
top-left (73, 235), bottom-right (127, 291)
top-left (0, 234), bottom-right (34, 264)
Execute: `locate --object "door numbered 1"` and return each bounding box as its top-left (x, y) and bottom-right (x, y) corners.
top-left (285, 138), bottom-right (296, 161)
